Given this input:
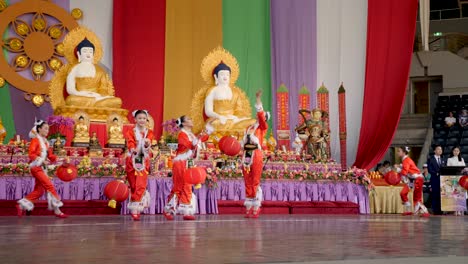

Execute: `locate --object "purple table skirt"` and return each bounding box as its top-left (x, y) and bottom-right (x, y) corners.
top-left (0, 176), bottom-right (370, 214)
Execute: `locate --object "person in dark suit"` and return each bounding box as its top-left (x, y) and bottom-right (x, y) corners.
top-left (427, 145), bottom-right (444, 215)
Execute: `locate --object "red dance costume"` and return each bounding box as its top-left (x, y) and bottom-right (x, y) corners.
top-left (164, 128), bottom-right (209, 220)
top-left (399, 156), bottom-right (429, 216)
top-left (125, 126), bottom-right (154, 218)
top-left (17, 135), bottom-right (64, 215)
top-left (242, 103), bottom-right (268, 218)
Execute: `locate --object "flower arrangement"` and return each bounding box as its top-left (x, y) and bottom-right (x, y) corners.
top-left (204, 165), bottom-right (374, 191)
top-left (0, 162), bottom-right (125, 178)
top-left (47, 115), bottom-right (74, 141)
top-left (205, 168), bottom-right (218, 189)
top-left (0, 163), bottom-right (30, 175)
top-left (162, 119), bottom-right (180, 143)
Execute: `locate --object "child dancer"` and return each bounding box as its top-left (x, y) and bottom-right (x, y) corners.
top-left (17, 119), bottom-right (68, 218)
top-left (397, 146), bottom-right (430, 217)
top-left (125, 110), bottom-right (154, 221)
top-left (241, 91), bottom-right (269, 218)
top-left (163, 116), bottom-right (212, 221)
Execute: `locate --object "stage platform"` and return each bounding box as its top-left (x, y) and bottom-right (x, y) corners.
top-left (0, 215), bottom-right (466, 264)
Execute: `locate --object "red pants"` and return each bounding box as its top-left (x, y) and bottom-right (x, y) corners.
top-left (168, 160), bottom-right (192, 204)
top-left (126, 156), bottom-right (150, 202)
top-left (243, 149), bottom-right (263, 199)
top-left (400, 177), bottom-right (424, 204)
top-left (25, 167), bottom-right (60, 202)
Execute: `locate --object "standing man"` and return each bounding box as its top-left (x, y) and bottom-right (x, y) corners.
top-left (427, 145), bottom-right (444, 215)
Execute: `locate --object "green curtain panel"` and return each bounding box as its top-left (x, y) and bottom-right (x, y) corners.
top-left (222, 0), bottom-right (272, 131)
top-left (0, 0), bottom-right (17, 143)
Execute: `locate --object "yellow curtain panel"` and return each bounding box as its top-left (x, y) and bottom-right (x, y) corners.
top-left (164, 0), bottom-right (222, 120)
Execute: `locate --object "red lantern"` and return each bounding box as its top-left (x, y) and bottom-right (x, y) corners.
top-left (56, 164), bottom-right (77, 182)
top-left (459, 175), bottom-right (468, 191)
top-left (104, 180), bottom-right (129, 208)
top-left (384, 171), bottom-right (401, 186)
top-left (184, 167), bottom-right (207, 185)
top-left (219, 136), bottom-right (241, 156)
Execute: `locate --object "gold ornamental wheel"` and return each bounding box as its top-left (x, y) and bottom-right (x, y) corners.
top-left (0, 0), bottom-right (78, 96)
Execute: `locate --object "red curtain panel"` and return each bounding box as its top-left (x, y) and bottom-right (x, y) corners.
top-left (113, 0), bottom-right (166, 139)
top-left (353, 0), bottom-right (418, 169)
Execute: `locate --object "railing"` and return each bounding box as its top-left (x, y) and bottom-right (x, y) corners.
top-left (415, 32), bottom-right (468, 54)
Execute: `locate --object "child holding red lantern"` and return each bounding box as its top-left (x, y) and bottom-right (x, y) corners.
top-left (241, 90), bottom-right (269, 218)
top-left (16, 119), bottom-right (68, 218)
top-left (164, 116), bottom-right (213, 221)
top-left (396, 146), bottom-right (430, 217)
top-left (125, 110), bottom-right (154, 221)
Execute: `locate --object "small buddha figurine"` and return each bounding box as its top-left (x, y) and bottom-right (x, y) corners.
top-left (89, 132), bottom-right (101, 150)
top-left (292, 133), bottom-right (303, 155)
top-left (267, 134), bottom-right (277, 152)
top-left (0, 116), bottom-right (6, 144)
top-left (107, 117), bottom-right (125, 146)
top-left (72, 116), bottom-right (90, 146)
top-left (65, 38), bottom-right (122, 108)
top-left (53, 135), bottom-right (66, 156)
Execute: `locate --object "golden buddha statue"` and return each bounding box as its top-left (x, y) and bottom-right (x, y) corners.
top-left (191, 47), bottom-right (255, 137)
top-left (0, 116), bottom-right (6, 145)
top-left (107, 116), bottom-right (125, 147)
top-left (49, 27), bottom-right (128, 122)
top-left (72, 115), bottom-right (90, 146)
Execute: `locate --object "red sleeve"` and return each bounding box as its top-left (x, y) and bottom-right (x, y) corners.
top-left (198, 133), bottom-right (209, 143)
top-left (176, 132), bottom-right (193, 154)
top-left (125, 128), bottom-right (136, 151)
top-left (257, 111), bottom-right (268, 131)
top-left (28, 138), bottom-right (40, 162)
top-left (47, 149), bottom-right (57, 163)
top-left (147, 130), bottom-right (154, 142)
top-left (401, 159), bottom-right (410, 176)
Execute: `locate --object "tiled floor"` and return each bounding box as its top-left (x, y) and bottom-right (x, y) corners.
top-left (0, 214), bottom-right (466, 264)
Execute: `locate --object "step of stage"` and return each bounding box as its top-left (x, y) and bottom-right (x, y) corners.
top-left (0, 200), bottom-right (121, 216)
top-left (217, 200), bottom-right (359, 215)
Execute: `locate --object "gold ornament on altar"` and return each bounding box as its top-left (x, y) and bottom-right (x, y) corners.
top-left (267, 134), bottom-right (277, 152)
top-left (0, 0), bottom-right (7, 12)
top-left (107, 114), bottom-right (125, 147)
top-left (49, 27), bottom-right (128, 122)
top-left (191, 47), bottom-right (255, 136)
top-left (0, 0), bottom-right (78, 100)
top-left (71, 8), bottom-right (83, 20)
top-left (72, 111), bottom-right (90, 147)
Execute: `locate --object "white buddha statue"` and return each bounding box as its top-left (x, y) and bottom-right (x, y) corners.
top-left (65, 38), bottom-right (122, 108)
top-left (202, 62), bottom-right (255, 132)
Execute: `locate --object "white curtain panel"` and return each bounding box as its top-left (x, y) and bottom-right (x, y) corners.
top-left (317, 0), bottom-right (367, 166)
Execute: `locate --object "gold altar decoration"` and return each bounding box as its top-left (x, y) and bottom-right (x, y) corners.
top-left (71, 8), bottom-right (82, 20)
top-left (0, 0), bottom-right (78, 98)
top-left (49, 27), bottom-right (128, 122)
top-left (72, 111), bottom-right (90, 147)
top-left (191, 47), bottom-right (253, 135)
top-left (106, 113), bottom-right (125, 147)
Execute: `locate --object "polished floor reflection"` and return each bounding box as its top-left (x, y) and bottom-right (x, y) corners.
top-left (0, 215), bottom-right (467, 264)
